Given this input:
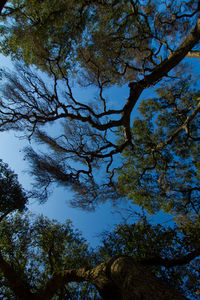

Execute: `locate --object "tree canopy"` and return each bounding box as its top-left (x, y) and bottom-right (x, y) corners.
top-left (0, 1), bottom-right (200, 299)
top-left (0, 0), bottom-right (200, 208)
top-left (117, 73), bottom-right (200, 215)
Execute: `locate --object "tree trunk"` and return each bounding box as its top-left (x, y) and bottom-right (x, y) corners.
top-left (89, 256), bottom-right (187, 300)
top-left (0, 254), bottom-right (188, 299)
top-left (39, 255), bottom-right (188, 299)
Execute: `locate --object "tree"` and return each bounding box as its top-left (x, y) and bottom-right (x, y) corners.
top-left (0, 1), bottom-right (200, 207)
top-left (0, 213), bottom-right (99, 299)
top-left (117, 73), bottom-right (200, 216)
top-left (98, 215), bottom-right (200, 299)
top-left (0, 159), bottom-right (27, 221)
top-left (0, 2), bottom-right (200, 298)
top-left (1, 212), bottom-right (200, 299)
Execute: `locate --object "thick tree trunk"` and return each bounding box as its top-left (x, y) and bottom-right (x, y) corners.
top-left (88, 256), bottom-right (187, 300)
top-left (37, 255), bottom-right (187, 300)
top-left (0, 252), bottom-right (188, 299)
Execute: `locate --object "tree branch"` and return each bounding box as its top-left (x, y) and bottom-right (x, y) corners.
top-left (187, 50), bottom-right (200, 58)
top-left (156, 98), bottom-right (200, 150)
top-left (141, 248), bottom-right (200, 268)
top-left (127, 18), bottom-right (200, 114)
top-left (35, 266), bottom-right (96, 300)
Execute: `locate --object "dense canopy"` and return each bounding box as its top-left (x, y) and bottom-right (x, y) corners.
top-left (118, 74), bottom-right (200, 215)
top-left (0, 0), bottom-right (200, 299)
top-left (0, 0), bottom-right (200, 207)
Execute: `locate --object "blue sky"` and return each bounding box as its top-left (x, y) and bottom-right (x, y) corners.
top-left (0, 54), bottom-right (178, 247)
top-left (0, 129), bottom-right (172, 247)
top-left (0, 115), bottom-right (134, 247)
top-left (0, 55), bottom-right (141, 246)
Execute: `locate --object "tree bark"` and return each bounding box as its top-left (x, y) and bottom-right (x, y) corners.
top-left (187, 51), bottom-right (200, 58)
top-left (90, 256), bottom-right (187, 300)
top-left (99, 256), bottom-right (187, 300)
top-left (37, 256), bottom-right (188, 300)
top-left (0, 253), bottom-right (189, 299)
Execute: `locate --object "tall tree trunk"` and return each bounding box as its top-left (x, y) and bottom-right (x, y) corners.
top-left (89, 256), bottom-right (187, 300)
top-left (37, 255), bottom-right (187, 300)
top-left (0, 251), bottom-right (188, 299)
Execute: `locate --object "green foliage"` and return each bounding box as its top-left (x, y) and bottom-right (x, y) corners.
top-left (76, 0), bottom-right (152, 85)
top-left (0, 1), bottom-right (200, 297)
top-left (0, 213), bottom-right (99, 299)
top-left (117, 75), bottom-right (200, 215)
top-left (0, 159), bottom-right (27, 218)
top-left (1, 0), bottom-right (197, 84)
top-left (0, 0), bottom-right (199, 209)
top-left (0, 0), bottom-right (89, 75)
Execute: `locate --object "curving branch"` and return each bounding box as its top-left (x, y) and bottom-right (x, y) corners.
top-left (156, 98), bottom-right (200, 150)
top-left (127, 18), bottom-right (200, 115)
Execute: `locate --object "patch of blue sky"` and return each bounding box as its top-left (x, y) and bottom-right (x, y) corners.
top-left (0, 53), bottom-right (178, 246)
